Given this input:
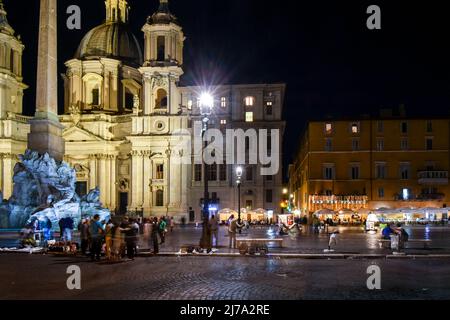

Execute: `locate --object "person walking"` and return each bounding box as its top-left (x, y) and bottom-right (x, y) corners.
top-left (170, 217), bottom-right (175, 232)
top-left (78, 219), bottom-right (89, 255)
top-left (209, 215), bottom-right (219, 248)
top-left (89, 214), bottom-right (104, 261)
top-left (159, 216), bottom-right (167, 244)
top-left (104, 220), bottom-right (114, 260)
top-left (151, 217), bottom-right (160, 254)
top-left (228, 215), bottom-right (241, 249)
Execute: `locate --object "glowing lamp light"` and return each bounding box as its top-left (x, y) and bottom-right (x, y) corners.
top-left (199, 92), bottom-right (214, 115)
top-left (236, 166), bottom-right (243, 178)
top-left (282, 188), bottom-right (288, 194)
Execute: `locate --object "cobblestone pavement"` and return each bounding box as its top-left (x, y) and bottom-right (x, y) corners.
top-left (1, 254), bottom-right (450, 300)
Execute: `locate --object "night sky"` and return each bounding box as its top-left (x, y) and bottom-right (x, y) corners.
top-left (5, 0), bottom-right (450, 179)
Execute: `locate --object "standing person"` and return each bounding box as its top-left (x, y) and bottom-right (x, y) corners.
top-left (42, 217), bottom-right (52, 242)
top-left (151, 217), bottom-right (160, 254)
top-left (58, 218), bottom-right (64, 241)
top-left (159, 216), bottom-right (167, 244)
top-left (111, 223), bottom-right (124, 261)
top-left (209, 215), bottom-right (219, 248)
top-left (170, 217), bottom-right (175, 232)
top-left (119, 216), bottom-right (131, 258)
top-left (143, 219), bottom-right (153, 251)
top-left (228, 215), bottom-right (241, 249)
top-left (63, 217), bottom-right (74, 243)
top-left (104, 220), bottom-right (114, 260)
top-left (78, 219), bottom-right (89, 255)
top-left (89, 214), bottom-right (104, 261)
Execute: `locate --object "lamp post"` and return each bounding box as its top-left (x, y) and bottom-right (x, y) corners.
top-left (199, 92), bottom-right (214, 250)
top-left (236, 166), bottom-right (243, 225)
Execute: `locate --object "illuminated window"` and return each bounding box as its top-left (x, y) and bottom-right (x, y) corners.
top-left (325, 123), bottom-right (333, 134)
top-left (220, 119), bottom-right (227, 125)
top-left (221, 97), bottom-right (227, 108)
top-left (244, 96), bottom-right (255, 107)
top-left (245, 112), bottom-right (254, 122)
top-left (351, 123), bottom-right (360, 134)
top-left (266, 101), bottom-right (273, 115)
top-left (187, 100), bottom-right (193, 110)
top-left (402, 188), bottom-right (409, 200)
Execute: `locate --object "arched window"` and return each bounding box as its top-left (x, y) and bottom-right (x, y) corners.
top-left (155, 89), bottom-right (168, 109)
top-left (157, 36), bottom-right (165, 61)
top-left (156, 189), bottom-right (164, 207)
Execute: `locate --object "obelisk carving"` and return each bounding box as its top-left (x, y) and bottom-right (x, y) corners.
top-left (28, 0), bottom-right (65, 161)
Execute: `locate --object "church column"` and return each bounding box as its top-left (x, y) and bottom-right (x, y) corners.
top-left (142, 151), bottom-right (151, 213)
top-left (89, 154), bottom-right (97, 190)
top-left (169, 150), bottom-right (181, 209)
top-left (143, 77), bottom-right (152, 115)
top-left (130, 150), bottom-right (143, 209)
top-left (2, 153), bottom-right (13, 199)
top-left (104, 155), bottom-right (111, 208)
top-left (110, 155), bottom-right (117, 212)
top-left (97, 154), bottom-right (107, 206)
top-left (104, 71), bottom-right (110, 110)
top-left (110, 71), bottom-right (118, 110)
top-left (165, 149), bottom-right (171, 208)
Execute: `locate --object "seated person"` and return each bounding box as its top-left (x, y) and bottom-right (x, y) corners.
top-left (382, 224), bottom-right (395, 240)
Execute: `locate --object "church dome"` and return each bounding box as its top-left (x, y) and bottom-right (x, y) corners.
top-left (75, 22), bottom-right (143, 66)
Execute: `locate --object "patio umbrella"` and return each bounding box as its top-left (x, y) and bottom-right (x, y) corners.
top-left (313, 208), bottom-right (336, 216)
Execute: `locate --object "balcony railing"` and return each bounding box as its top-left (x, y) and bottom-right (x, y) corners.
top-left (418, 171), bottom-right (448, 185)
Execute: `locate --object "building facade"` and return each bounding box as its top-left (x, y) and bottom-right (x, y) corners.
top-left (0, 0), bottom-right (285, 222)
top-left (289, 116), bottom-right (450, 217)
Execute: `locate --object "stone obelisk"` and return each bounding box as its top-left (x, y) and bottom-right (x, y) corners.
top-left (28, 0), bottom-right (65, 161)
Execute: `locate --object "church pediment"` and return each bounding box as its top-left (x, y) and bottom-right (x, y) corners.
top-left (63, 126), bottom-right (104, 142)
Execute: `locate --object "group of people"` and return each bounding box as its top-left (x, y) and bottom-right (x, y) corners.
top-left (78, 215), bottom-right (174, 261)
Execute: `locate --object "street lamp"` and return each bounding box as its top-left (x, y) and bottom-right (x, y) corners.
top-left (236, 166), bottom-right (243, 223)
top-left (199, 91), bottom-right (214, 250)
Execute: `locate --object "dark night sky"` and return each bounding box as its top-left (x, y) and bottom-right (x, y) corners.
top-left (4, 0), bottom-right (450, 178)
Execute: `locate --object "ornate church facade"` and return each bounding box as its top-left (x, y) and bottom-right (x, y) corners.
top-left (0, 0), bottom-right (285, 222)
